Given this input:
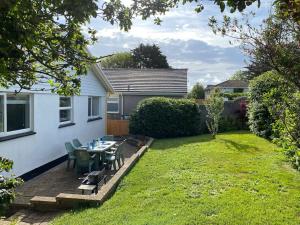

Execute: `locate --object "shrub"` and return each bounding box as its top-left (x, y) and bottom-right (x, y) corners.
top-left (266, 90), bottom-right (300, 169)
top-left (248, 70), bottom-right (300, 169)
top-left (0, 157), bottom-right (23, 216)
top-left (129, 97), bottom-right (203, 138)
top-left (205, 88), bottom-right (224, 138)
top-left (248, 71), bottom-right (288, 139)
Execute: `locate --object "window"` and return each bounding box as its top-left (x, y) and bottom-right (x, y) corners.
top-left (107, 96), bottom-right (119, 113)
top-left (0, 93), bottom-right (32, 136)
top-left (59, 97), bottom-right (73, 124)
top-left (234, 88), bottom-right (244, 93)
top-left (88, 96), bottom-right (100, 118)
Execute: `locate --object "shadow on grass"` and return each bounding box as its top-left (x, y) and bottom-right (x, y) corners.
top-left (218, 138), bottom-right (260, 153)
top-left (151, 133), bottom-right (214, 150)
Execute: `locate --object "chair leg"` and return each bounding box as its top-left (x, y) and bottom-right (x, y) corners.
top-left (117, 158), bottom-right (121, 169)
top-left (67, 159), bottom-right (70, 169)
top-left (112, 161), bottom-right (117, 171)
top-left (121, 154), bottom-right (125, 165)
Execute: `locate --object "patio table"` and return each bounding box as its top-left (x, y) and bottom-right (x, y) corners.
top-left (79, 141), bottom-right (116, 170)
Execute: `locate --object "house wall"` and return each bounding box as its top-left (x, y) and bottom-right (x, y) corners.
top-left (0, 69), bottom-right (107, 177)
top-left (205, 87), bottom-right (249, 99)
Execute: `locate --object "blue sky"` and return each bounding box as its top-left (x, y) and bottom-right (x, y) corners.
top-left (86, 0), bottom-right (273, 89)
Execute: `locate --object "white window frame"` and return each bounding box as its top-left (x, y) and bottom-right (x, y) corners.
top-left (59, 96), bottom-right (73, 125)
top-left (107, 96), bottom-right (119, 114)
top-left (88, 96), bottom-right (101, 119)
top-left (0, 93), bottom-right (33, 137)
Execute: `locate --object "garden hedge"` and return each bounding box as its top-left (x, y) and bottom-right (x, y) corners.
top-left (129, 97), bottom-right (205, 138)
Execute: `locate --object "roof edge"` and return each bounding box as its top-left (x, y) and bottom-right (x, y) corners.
top-left (90, 63), bottom-right (115, 94)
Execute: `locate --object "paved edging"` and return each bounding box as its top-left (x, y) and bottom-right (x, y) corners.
top-left (31, 137), bottom-right (154, 210)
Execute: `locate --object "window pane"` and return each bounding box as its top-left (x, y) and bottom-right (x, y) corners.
top-left (107, 102), bottom-right (118, 112)
top-left (92, 97), bottom-right (99, 116)
top-left (7, 95), bottom-right (30, 132)
top-left (60, 97), bottom-right (71, 107)
top-left (88, 97), bottom-right (92, 117)
top-left (0, 96), bottom-right (4, 132)
top-left (60, 109), bottom-right (71, 122)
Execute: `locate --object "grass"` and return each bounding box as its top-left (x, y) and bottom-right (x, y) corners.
top-left (52, 132), bottom-right (300, 225)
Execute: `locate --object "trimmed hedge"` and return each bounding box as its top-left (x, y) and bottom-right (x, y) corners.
top-left (129, 97), bottom-right (204, 138)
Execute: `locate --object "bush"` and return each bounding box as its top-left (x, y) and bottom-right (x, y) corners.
top-left (266, 90), bottom-right (300, 169)
top-left (248, 70), bottom-right (300, 169)
top-left (0, 157), bottom-right (22, 216)
top-left (129, 97), bottom-right (204, 138)
top-left (248, 71), bottom-right (288, 139)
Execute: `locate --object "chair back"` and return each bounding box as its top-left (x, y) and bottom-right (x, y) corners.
top-left (102, 135), bottom-right (114, 141)
top-left (115, 141), bottom-right (126, 158)
top-left (65, 142), bottom-right (75, 157)
top-left (72, 139), bottom-right (82, 148)
top-left (74, 150), bottom-right (90, 165)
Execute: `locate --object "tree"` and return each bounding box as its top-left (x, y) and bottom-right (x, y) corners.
top-left (132, 44), bottom-right (170, 69)
top-left (101, 52), bottom-right (136, 68)
top-left (187, 82), bottom-right (205, 99)
top-left (209, 11), bottom-right (300, 89)
top-left (0, 157), bottom-right (22, 216)
top-left (2, 0), bottom-right (286, 95)
top-left (229, 70), bottom-right (250, 81)
top-left (205, 88), bottom-right (224, 138)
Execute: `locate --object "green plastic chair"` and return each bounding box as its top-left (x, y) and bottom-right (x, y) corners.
top-left (65, 142), bottom-right (76, 169)
top-left (101, 135), bottom-right (114, 141)
top-left (74, 150), bottom-right (96, 175)
top-left (105, 141), bottom-right (125, 171)
top-left (72, 139), bottom-right (82, 148)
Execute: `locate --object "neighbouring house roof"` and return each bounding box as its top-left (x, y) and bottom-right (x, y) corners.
top-left (205, 80), bottom-right (249, 91)
top-left (90, 63), bottom-right (115, 93)
top-left (102, 68), bottom-right (188, 95)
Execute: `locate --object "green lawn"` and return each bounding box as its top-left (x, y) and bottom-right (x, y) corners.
top-left (52, 132), bottom-right (300, 225)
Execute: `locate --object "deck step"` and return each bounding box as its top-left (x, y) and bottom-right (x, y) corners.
top-left (30, 196), bottom-right (59, 211)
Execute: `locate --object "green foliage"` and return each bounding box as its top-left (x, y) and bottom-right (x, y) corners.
top-left (247, 70), bottom-right (300, 169)
top-left (132, 44), bottom-right (170, 69)
top-left (129, 97), bottom-right (202, 138)
top-left (264, 87), bottom-right (300, 169)
top-left (100, 52), bottom-right (136, 69)
top-left (210, 11), bottom-right (300, 89)
top-left (248, 71), bottom-right (290, 138)
top-left (101, 44), bottom-right (170, 69)
top-left (205, 88), bottom-right (224, 138)
top-left (53, 132), bottom-right (300, 225)
top-left (0, 157), bottom-right (23, 216)
top-left (187, 82), bottom-right (205, 99)
top-left (0, 0), bottom-right (100, 95)
top-left (229, 70), bottom-right (249, 81)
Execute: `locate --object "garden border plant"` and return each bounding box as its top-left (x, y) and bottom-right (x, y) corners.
top-left (129, 97), bottom-right (205, 138)
top-left (0, 157), bottom-right (22, 216)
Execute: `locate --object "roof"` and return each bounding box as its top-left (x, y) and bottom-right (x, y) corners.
top-left (90, 63), bottom-right (114, 93)
top-left (102, 68), bottom-right (188, 95)
top-left (205, 80), bottom-right (249, 90)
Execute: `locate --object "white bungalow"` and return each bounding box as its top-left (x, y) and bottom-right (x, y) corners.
top-left (0, 63), bottom-right (114, 178)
